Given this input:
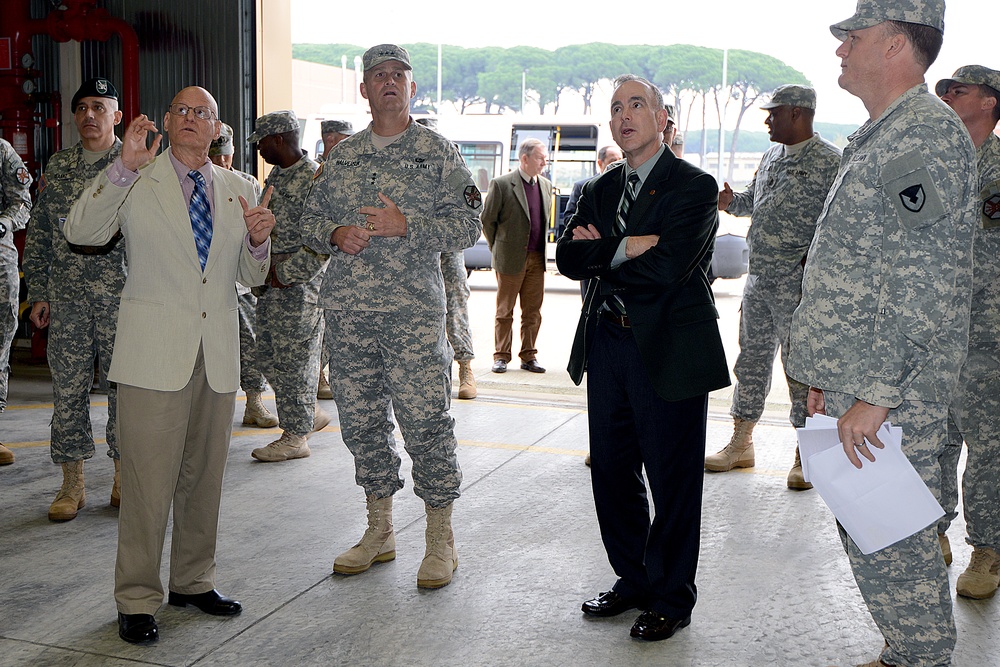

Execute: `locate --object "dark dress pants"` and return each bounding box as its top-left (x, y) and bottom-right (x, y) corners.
top-left (587, 317), bottom-right (708, 618)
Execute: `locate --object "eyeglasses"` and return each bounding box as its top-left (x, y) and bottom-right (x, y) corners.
top-left (168, 103), bottom-right (216, 121)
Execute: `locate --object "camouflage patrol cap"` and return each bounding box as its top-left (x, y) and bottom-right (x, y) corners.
top-left (362, 44), bottom-right (412, 71)
top-left (209, 123), bottom-right (235, 157)
top-left (760, 85), bottom-right (817, 110)
top-left (71, 77), bottom-right (119, 109)
top-left (321, 120), bottom-right (355, 135)
top-left (665, 104), bottom-right (677, 124)
top-left (830, 0), bottom-right (945, 40)
top-left (935, 65), bottom-right (1000, 97)
top-left (248, 110), bottom-right (300, 143)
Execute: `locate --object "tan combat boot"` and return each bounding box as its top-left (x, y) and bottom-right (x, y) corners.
top-left (0, 443), bottom-right (14, 465)
top-left (317, 369), bottom-right (333, 400)
top-left (457, 360), bottom-right (477, 399)
top-left (333, 495), bottom-right (396, 574)
top-left (310, 404), bottom-right (332, 436)
top-left (251, 432), bottom-right (310, 462)
top-left (243, 391), bottom-right (278, 428)
top-left (956, 546), bottom-right (1000, 599)
top-left (49, 460), bottom-right (86, 521)
top-left (705, 417), bottom-right (756, 472)
top-left (786, 447), bottom-right (813, 490)
top-left (938, 533), bottom-right (952, 566)
top-left (111, 458), bottom-right (121, 508)
top-left (417, 502), bottom-right (458, 589)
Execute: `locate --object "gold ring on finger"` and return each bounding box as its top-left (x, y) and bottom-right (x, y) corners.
top-left (367, 222), bottom-right (376, 231)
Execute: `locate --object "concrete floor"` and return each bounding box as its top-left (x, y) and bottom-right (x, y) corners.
top-left (1, 361), bottom-right (997, 667)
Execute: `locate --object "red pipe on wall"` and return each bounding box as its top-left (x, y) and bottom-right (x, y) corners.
top-left (0, 0), bottom-right (140, 176)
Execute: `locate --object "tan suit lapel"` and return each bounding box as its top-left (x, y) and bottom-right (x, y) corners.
top-left (149, 154), bottom-right (203, 272)
top-left (204, 166), bottom-right (237, 276)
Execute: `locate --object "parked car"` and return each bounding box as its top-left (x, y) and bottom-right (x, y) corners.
top-left (463, 234), bottom-right (492, 275)
top-left (711, 233), bottom-right (749, 281)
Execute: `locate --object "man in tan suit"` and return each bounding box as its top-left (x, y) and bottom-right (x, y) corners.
top-left (481, 138), bottom-right (552, 373)
top-left (65, 86), bottom-right (274, 645)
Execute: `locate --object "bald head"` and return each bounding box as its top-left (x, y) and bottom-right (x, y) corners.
top-left (171, 86), bottom-right (219, 116)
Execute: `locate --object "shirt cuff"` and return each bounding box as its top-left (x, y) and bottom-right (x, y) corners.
top-left (246, 234), bottom-right (270, 261)
top-left (108, 158), bottom-right (139, 188)
top-left (610, 238), bottom-right (628, 268)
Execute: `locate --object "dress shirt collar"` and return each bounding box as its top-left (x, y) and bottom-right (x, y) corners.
top-left (169, 148), bottom-right (213, 187)
top-left (626, 143), bottom-right (666, 187)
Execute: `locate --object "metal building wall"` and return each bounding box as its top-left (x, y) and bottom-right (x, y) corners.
top-left (29, 0), bottom-right (258, 175)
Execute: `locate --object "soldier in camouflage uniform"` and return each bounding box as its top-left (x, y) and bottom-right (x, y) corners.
top-left (934, 65), bottom-right (1000, 600)
top-left (320, 119), bottom-right (355, 162)
top-left (415, 116), bottom-right (478, 400)
top-left (22, 78), bottom-right (124, 519)
top-left (315, 120), bottom-right (358, 399)
top-left (787, 3), bottom-right (977, 665)
top-left (301, 44), bottom-right (481, 590)
top-left (440, 250), bottom-right (476, 398)
top-left (704, 85), bottom-right (841, 490)
top-left (246, 111), bottom-right (330, 462)
top-left (0, 137), bottom-right (32, 466)
top-left (209, 123), bottom-right (278, 430)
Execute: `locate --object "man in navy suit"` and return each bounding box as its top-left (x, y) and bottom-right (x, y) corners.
top-left (556, 74), bottom-right (729, 641)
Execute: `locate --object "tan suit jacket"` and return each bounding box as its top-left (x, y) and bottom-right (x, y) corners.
top-left (64, 150), bottom-right (269, 393)
top-left (481, 170), bottom-right (553, 275)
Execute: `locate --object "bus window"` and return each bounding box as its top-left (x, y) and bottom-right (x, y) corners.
top-left (457, 141), bottom-right (502, 192)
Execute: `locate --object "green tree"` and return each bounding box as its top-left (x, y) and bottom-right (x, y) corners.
top-left (722, 50), bottom-right (809, 180)
top-left (554, 43), bottom-right (627, 114)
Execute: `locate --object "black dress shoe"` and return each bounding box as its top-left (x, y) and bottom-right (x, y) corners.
top-left (168, 589), bottom-right (242, 616)
top-left (520, 359), bottom-right (546, 373)
top-left (118, 612), bottom-right (158, 644)
top-left (629, 610), bottom-right (691, 641)
top-left (492, 359), bottom-right (507, 373)
top-left (581, 590), bottom-right (642, 617)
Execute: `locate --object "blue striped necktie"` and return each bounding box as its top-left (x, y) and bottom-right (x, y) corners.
top-left (188, 170), bottom-right (213, 271)
top-left (607, 172), bottom-right (641, 317)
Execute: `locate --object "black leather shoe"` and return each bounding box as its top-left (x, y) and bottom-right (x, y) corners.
top-left (581, 590), bottom-right (642, 617)
top-left (168, 589), bottom-right (242, 616)
top-left (118, 612), bottom-right (158, 644)
top-left (520, 360), bottom-right (546, 373)
top-left (492, 359), bottom-right (507, 373)
top-left (629, 611), bottom-right (691, 641)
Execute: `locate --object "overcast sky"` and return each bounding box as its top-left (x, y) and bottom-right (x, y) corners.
top-left (292, 0), bottom-right (988, 130)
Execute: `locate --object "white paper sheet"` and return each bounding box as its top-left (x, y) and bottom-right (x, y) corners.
top-left (795, 420), bottom-right (944, 555)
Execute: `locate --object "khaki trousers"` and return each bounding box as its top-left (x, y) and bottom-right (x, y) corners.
top-left (114, 348), bottom-right (236, 615)
top-left (493, 250), bottom-right (545, 363)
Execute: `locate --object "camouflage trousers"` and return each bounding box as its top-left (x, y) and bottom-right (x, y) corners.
top-left (324, 309), bottom-right (461, 508)
top-left (825, 390), bottom-right (955, 667)
top-left (237, 291), bottom-right (266, 393)
top-left (0, 259), bottom-right (17, 410)
top-left (441, 250), bottom-right (474, 361)
top-left (731, 274), bottom-right (808, 427)
top-left (255, 284), bottom-right (323, 435)
top-left (48, 300), bottom-right (119, 463)
top-left (938, 343), bottom-right (1000, 550)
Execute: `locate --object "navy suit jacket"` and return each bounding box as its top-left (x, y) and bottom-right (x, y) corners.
top-left (556, 149), bottom-right (730, 402)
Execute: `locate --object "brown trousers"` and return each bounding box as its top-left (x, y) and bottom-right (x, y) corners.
top-left (494, 251), bottom-right (545, 363)
top-left (114, 347), bottom-right (236, 615)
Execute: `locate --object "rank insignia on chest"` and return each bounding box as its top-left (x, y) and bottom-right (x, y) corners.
top-left (464, 185), bottom-right (482, 209)
top-left (899, 184), bottom-right (926, 213)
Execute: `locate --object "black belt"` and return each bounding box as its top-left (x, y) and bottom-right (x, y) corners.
top-left (600, 310), bottom-right (631, 328)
